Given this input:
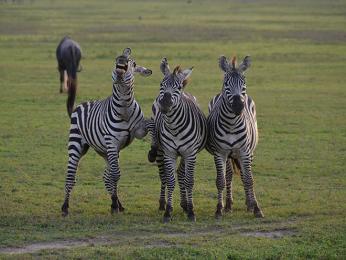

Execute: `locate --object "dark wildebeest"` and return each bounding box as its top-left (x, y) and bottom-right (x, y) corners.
top-left (56, 36), bottom-right (82, 116)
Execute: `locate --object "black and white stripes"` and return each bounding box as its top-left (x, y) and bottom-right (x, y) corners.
top-left (148, 58), bottom-right (207, 222)
top-left (60, 50), bottom-right (264, 221)
top-left (206, 55), bottom-right (264, 218)
top-left (61, 48), bottom-right (152, 216)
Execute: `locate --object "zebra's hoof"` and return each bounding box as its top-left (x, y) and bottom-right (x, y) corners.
top-left (254, 206), bottom-right (264, 218)
top-left (148, 152), bottom-right (157, 163)
top-left (215, 211), bottom-right (223, 219)
top-left (163, 216), bottom-right (172, 223)
top-left (180, 203), bottom-right (188, 213)
top-left (215, 203), bottom-right (223, 219)
top-left (224, 205), bottom-right (232, 213)
top-left (187, 213), bottom-right (196, 222)
top-left (224, 199), bottom-right (233, 213)
top-left (61, 202), bottom-right (69, 217)
top-left (118, 200), bottom-right (125, 212)
top-left (111, 207), bottom-right (120, 214)
top-left (148, 147), bottom-right (157, 163)
top-left (163, 205), bottom-right (172, 223)
top-left (224, 207), bottom-right (232, 213)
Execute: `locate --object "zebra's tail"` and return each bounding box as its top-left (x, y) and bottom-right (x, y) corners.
top-left (230, 158), bottom-right (241, 176)
top-left (66, 46), bottom-right (78, 118)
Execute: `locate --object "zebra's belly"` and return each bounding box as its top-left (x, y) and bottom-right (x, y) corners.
top-left (79, 123), bottom-right (136, 155)
top-left (160, 135), bottom-right (203, 158)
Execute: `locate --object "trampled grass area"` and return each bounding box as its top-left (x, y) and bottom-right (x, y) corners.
top-left (0, 0), bottom-right (346, 259)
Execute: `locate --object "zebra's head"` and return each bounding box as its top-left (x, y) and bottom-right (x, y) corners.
top-left (219, 55), bottom-right (251, 115)
top-left (157, 57), bottom-right (193, 114)
top-left (112, 47), bottom-right (152, 86)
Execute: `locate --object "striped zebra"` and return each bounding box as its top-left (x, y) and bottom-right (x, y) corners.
top-left (149, 58), bottom-right (207, 222)
top-left (61, 48), bottom-right (152, 216)
top-left (206, 55), bottom-right (264, 219)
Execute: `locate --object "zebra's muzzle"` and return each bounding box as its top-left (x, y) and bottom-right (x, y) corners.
top-left (115, 63), bottom-right (128, 75)
top-left (159, 92), bottom-right (173, 114)
top-left (115, 55), bottom-right (129, 75)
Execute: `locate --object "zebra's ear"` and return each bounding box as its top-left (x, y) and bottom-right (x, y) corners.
top-left (239, 56), bottom-right (251, 73)
top-left (219, 55), bottom-right (231, 72)
top-left (160, 57), bottom-right (170, 76)
top-left (123, 47), bottom-right (131, 58)
top-left (181, 67), bottom-right (193, 87)
top-left (135, 66), bottom-right (152, 77)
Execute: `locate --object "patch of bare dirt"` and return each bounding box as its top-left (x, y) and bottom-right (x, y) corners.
top-left (0, 219), bottom-right (300, 255)
top-left (241, 228), bottom-right (296, 239)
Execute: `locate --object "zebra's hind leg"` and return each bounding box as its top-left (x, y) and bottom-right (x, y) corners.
top-left (61, 126), bottom-right (89, 217)
top-left (58, 68), bottom-right (64, 93)
top-left (239, 155), bottom-right (264, 218)
top-left (156, 150), bottom-right (166, 211)
top-left (158, 152), bottom-right (166, 211)
top-left (184, 155), bottom-right (197, 222)
top-left (214, 154), bottom-right (226, 219)
top-left (224, 159), bottom-right (234, 213)
top-left (162, 155), bottom-right (177, 223)
top-left (177, 159), bottom-right (187, 213)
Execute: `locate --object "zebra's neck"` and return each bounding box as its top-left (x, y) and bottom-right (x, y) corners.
top-left (162, 100), bottom-right (184, 126)
top-left (111, 80), bottom-right (135, 119)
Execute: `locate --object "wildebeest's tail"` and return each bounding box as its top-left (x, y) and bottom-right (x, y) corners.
top-left (66, 46), bottom-right (78, 118)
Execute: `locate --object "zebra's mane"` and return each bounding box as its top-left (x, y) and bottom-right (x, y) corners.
top-left (173, 65), bottom-right (189, 87)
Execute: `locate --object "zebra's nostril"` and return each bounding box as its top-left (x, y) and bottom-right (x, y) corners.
top-left (160, 93), bottom-right (172, 105)
top-left (231, 95), bottom-right (244, 115)
top-left (163, 92), bottom-right (172, 100)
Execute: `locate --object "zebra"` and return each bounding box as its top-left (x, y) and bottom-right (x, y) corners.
top-left (148, 58), bottom-right (207, 222)
top-left (61, 47), bottom-right (152, 216)
top-left (206, 55), bottom-right (264, 219)
top-left (56, 36), bottom-right (82, 116)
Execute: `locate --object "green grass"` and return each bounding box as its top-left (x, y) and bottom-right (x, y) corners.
top-left (1, 0), bottom-right (346, 259)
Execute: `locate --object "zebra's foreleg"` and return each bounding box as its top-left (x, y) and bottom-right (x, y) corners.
top-left (184, 154), bottom-right (197, 222)
top-left (225, 159), bottom-right (234, 212)
top-left (156, 150), bottom-right (166, 211)
top-left (239, 156), bottom-right (264, 218)
top-left (163, 155), bottom-right (177, 223)
top-left (214, 154), bottom-right (226, 219)
top-left (177, 159), bottom-right (187, 213)
top-left (105, 141), bottom-right (123, 215)
top-left (103, 163), bottom-right (124, 213)
top-left (61, 128), bottom-right (89, 217)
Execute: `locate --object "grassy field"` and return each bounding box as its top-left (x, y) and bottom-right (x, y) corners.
top-left (0, 0), bottom-right (346, 258)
